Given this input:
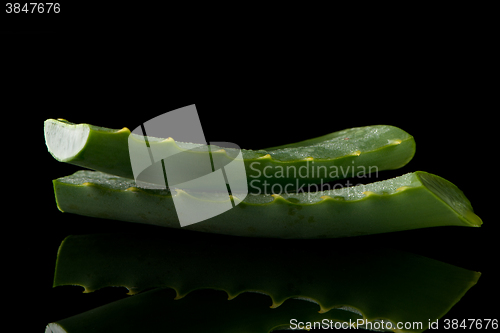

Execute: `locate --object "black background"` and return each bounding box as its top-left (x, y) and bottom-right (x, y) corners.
top-left (3, 5), bottom-right (496, 332)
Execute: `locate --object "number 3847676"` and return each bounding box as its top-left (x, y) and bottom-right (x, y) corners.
top-left (6, 3), bottom-right (60, 13)
top-left (443, 319), bottom-right (498, 330)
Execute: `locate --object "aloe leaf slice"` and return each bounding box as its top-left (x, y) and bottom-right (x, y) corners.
top-left (52, 170), bottom-right (482, 238)
top-left (45, 288), bottom-right (365, 333)
top-left (44, 119), bottom-right (415, 192)
top-left (51, 233), bottom-right (480, 332)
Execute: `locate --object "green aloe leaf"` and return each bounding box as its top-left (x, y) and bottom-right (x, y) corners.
top-left (51, 233), bottom-right (480, 332)
top-left (52, 170), bottom-right (481, 238)
top-left (45, 288), bottom-right (365, 333)
top-left (44, 119), bottom-right (416, 192)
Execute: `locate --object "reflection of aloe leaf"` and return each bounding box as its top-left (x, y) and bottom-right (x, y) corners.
top-left (44, 119), bottom-right (416, 192)
top-left (45, 288), bottom-right (364, 333)
top-left (53, 170), bottom-right (481, 238)
top-left (53, 232), bottom-right (480, 331)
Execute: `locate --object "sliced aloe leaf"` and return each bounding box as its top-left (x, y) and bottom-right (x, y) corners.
top-left (44, 119), bottom-right (415, 192)
top-left (52, 170), bottom-right (481, 238)
top-left (52, 233), bottom-right (480, 333)
top-left (45, 288), bottom-right (365, 333)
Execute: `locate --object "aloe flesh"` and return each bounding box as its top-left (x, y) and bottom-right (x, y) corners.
top-left (52, 170), bottom-right (481, 238)
top-left (44, 119), bottom-right (416, 192)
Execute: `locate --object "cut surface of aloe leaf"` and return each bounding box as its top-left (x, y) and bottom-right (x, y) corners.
top-left (52, 170), bottom-right (482, 238)
top-left (52, 232), bottom-right (481, 332)
top-left (44, 119), bottom-right (416, 192)
top-left (45, 288), bottom-right (365, 333)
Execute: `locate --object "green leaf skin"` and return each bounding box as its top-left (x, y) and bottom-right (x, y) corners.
top-left (45, 288), bottom-right (364, 333)
top-left (44, 119), bottom-right (416, 192)
top-left (52, 170), bottom-right (482, 238)
top-left (51, 233), bottom-right (481, 333)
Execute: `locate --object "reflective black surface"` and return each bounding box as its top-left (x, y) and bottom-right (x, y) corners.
top-left (5, 18), bottom-right (495, 331)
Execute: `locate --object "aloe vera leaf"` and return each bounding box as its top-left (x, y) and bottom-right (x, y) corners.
top-left (52, 170), bottom-right (482, 238)
top-left (52, 233), bottom-right (480, 332)
top-left (46, 288), bottom-right (366, 333)
top-left (44, 118), bottom-right (416, 192)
